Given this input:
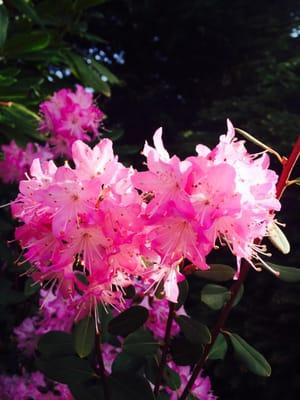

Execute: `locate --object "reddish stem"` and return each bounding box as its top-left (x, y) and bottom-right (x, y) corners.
top-left (154, 301), bottom-right (176, 397)
top-left (179, 136), bottom-right (300, 400)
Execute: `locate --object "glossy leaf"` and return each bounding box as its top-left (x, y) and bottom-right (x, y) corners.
top-left (176, 315), bottom-right (211, 344)
top-left (163, 365), bottom-right (181, 390)
top-left (73, 316), bottom-right (95, 358)
top-left (227, 333), bottom-right (271, 377)
top-left (37, 356), bottom-right (94, 384)
top-left (175, 279), bottom-right (189, 310)
top-left (108, 305), bottom-right (149, 336)
top-left (70, 381), bottom-right (105, 400)
top-left (123, 329), bottom-right (159, 357)
top-left (193, 264), bottom-right (235, 282)
top-left (110, 373), bottom-right (155, 400)
top-left (5, 32), bottom-right (51, 57)
top-left (265, 262), bottom-right (300, 282)
top-left (38, 331), bottom-right (75, 358)
top-left (112, 351), bottom-right (144, 374)
top-left (10, 0), bottom-right (43, 25)
top-left (170, 337), bottom-right (203, 366)
top-left (24, 278), bottom-right (40, 297)
top-left (208, 333), bottom-right (228, 360)
top-left (201, 284), bottom-right (230, 310)
top-left (0, 5), bottom-right (9, 49)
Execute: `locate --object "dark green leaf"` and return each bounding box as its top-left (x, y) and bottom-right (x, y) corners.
top-left (24, 278), bottom-right (40, 297)
top-left (63, 50), bottom-right (111, 96)
top-left (73, 316), bottom-right (95, 358)
top-left (112, 351), bottom-right (145, 374)
top-left (91, 60), bottom-right (121, 85)
top-left (70, 381), bottom-right (105, 400)
top-left (232, 284), bottom-right (244, 307)
top-left (201, 284), bottom-right (230, 310)
top-left (0, 5), bottom-right (9, 49)
top-left (110, 373), bottom-right (155, 400)
top-left (5, 32), bottom-right (50, 57)
top-left (74, 0), bottom-right (108, 11)
top-left (123, 329), bottom-right (159, 357)
top-left (163, 365), bottom-right (181, 390)
top-left (170, 337), bottom-right (203, 365)
top-left (227, 333), bottom-right (271, 377)
top-left (176, 315), bottom-right (211, 344)
top-left (144, 357), bottom-right (159, 384)
top-left (10, 0), bottom-right (43, 25)
top-left (265, 262), bottom-right (300, 282)
top-left (38, 331), bottom-right (75, 358)
top-left (193, 264), bottom-right (235, 282)
top-left (208, 333), bottom-right (228, 360)
top-left (97, 305), bottom-right (114, 342)
top-left (37, 355), bottom-right (94, 384)
top-left (108, 306), bottom-right (149, 336)
top-left (175, 279), bottom-right (189, 310)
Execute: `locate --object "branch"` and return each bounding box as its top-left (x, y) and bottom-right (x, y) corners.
top-left (179, 136), bottom-right (300, 400)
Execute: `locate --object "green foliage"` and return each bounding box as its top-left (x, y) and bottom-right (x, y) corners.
top-left (0, 0), bottom-right (120, 144)
top-left (170, 337), bottom-right (203, 366)
top-left (38, 331), bottom-right (75, 358)
top-left (108, 305), bottom-right (149, 336)
top-left (175, 279), bottom-right (189, 310)
top-left (208, 333), bottom-right (228, 360)
top-left (201, 284), bottom-right (230, 310)
top-left (176, 315), bottom-right (211, 345)
top-left (73, 316), bottom-right (95, 358)
top-left (265, 262), bottom-right (300, 282)
top-left (226, 332), bottom-right (272, 377)
top-left (123, 329), bottom-right (159, 357)
top-left (193, 264), bottom-right (235, 282)
top-left (109, 373), bottom-right (155, 400)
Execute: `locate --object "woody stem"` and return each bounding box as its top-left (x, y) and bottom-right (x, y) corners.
top-left (179, 136), bottom-right (300, 400)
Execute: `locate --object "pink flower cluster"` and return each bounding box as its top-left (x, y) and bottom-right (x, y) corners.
top-left (0, 371), bottom-right (72, 400)
top-left (12, 120), bottom-right (280, 314)
top-left (166, 361), bottom-right (216, 400)
top-left (14, 289), bottom-right (77, 356)
top-left (39, 85), bottom-right (104, 157)
top-left (0, 140), bottom-right (52, 184)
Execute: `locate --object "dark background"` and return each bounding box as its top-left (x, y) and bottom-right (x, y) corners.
top-left (0, 1), bottom-right (299, 399)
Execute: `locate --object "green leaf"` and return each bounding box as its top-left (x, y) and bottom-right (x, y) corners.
top-left (63, 50), bottom-right (111, 96)
top-left (110, 373), bottom-right (155, 400)
top-left (112, 351), bottom-right (145, 374)
top-left (91, 60), bottom-right (121, 85)
top-left (163, 365), bottom-right (181, 390)
top-left (0, 280), bottom-right (26, 305)
top-left (97, 305), bottom-right (114, 342)
top-left (170, 337), bottom-right (203, 366)
top-left (38, 331), bottom-right (75, 358)
top-left (24, 278), bottom-right (40, 297)
top-left (123, 329), bottom-right (159, 357)
top-left (73, 316), bottom-right (95, 358)
top-left (201, 284), bottom-right (230, 310)
top-left (264, 262), bottom-right (300, 283)
top-left (70, 381), bottom-right (105, 400)
top-left (144, 357), bottom-right (159, 384)
top-left (37, 356), bottom-right (94, 384)
top-left (5, 32), bottom-right (50, 57)
top-left (108, 306), bottom-right (149, 336)
top-left (227, 333), bottom-right (271, 377)
top-left (10, 0), bottom-right (43, 26)
top-left (232, 284), bottom-right (244, 307)
top-left (176, 315), bottom-right (211, 344)
top-left (74, 0), bottom-right (108, 11)
top-left (193, 264), bottom-right (235, 282)
top-left (175, 279), bottom-right (189, 310)
top-left (268, 222), bottom-right (290, 254)
top-left (208, 333), bottom-right (228, 360)
top-left (0, 5), bottom-right (9, 49)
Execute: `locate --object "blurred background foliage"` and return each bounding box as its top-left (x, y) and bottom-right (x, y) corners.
top-left (0, 0), bottom-right (299, 399)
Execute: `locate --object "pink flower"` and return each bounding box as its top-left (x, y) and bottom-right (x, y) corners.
top-left (0, 140), bottom-right (52, 184)
top-left (166, 361), bottom-right (216, 400)
top-left (39, 85), bottom-right (104, 157)
top-left (0, 371), bottom-right (72, 399)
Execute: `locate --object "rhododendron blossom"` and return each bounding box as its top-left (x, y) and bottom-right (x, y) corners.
top-left (0, 140), bottom-right (52, 183)
top-left (166, 361), bottom-right (216, 400)
top-left (39, 85), bottom-right (104, 157)
top-left (12, 120), bottom-right (280, 313)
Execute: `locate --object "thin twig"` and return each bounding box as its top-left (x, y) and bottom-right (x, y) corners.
top-left (154, 301), bottom-right (176, 397)
top-left (95, 332), bottom-right (111, 400)
top-left (179, 136), bottom-right (300, 400)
